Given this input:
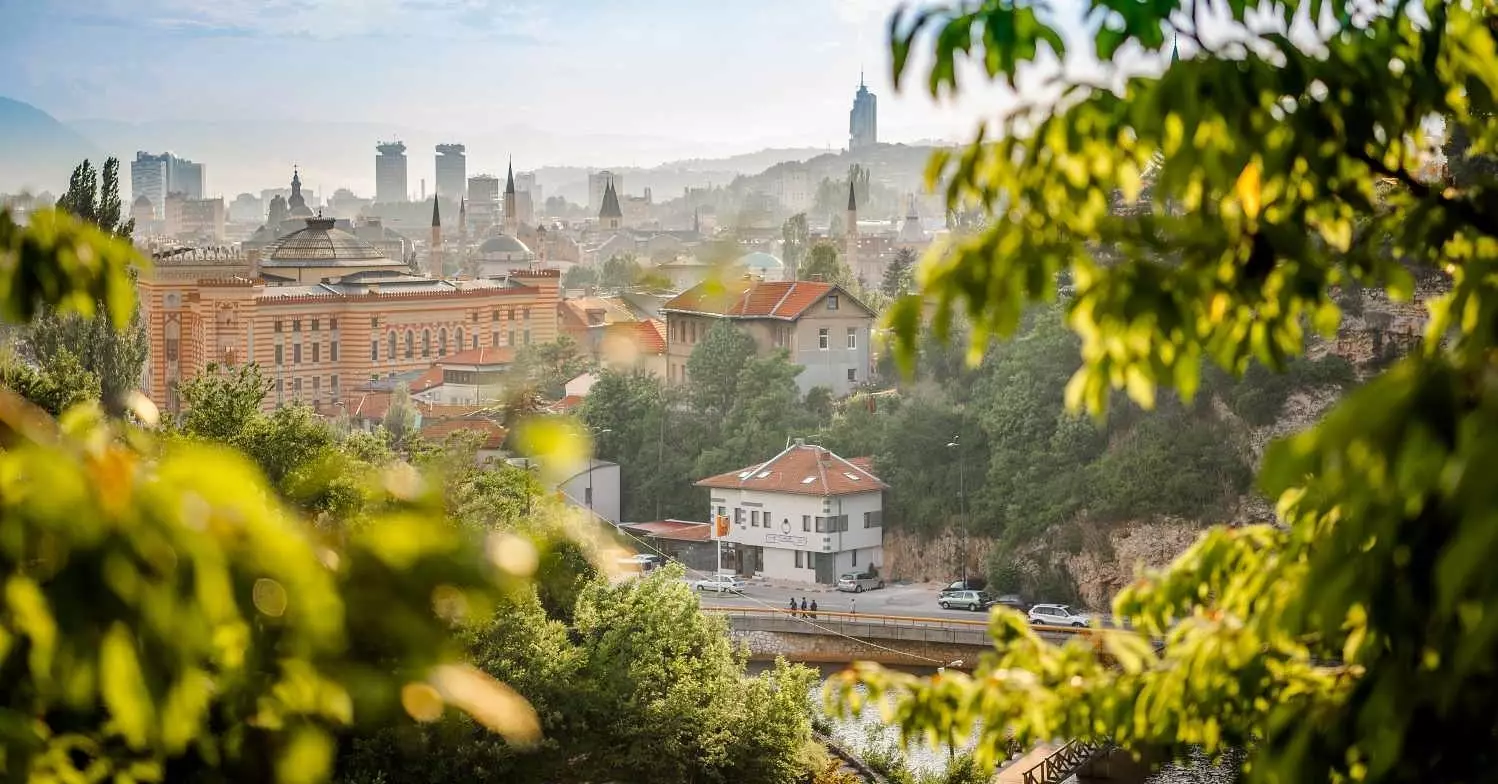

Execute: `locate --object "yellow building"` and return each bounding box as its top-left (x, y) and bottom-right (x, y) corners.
top-left (140, 216), bottom-right (560, 412)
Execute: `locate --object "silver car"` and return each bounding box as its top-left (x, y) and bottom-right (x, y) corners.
top-left (836, 572), bottom-right (885, 592)
top-left (939, 590), bottom-right (990, 611)
top-left (1027, 603), bottom-right (1091, 627)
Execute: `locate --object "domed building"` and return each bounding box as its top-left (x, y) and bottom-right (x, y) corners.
top-left (476, 233), bottom-right (537, 277)
top-left (257, 216), bottom-right (409, 283)
top-left (737, 251), bottom-right (787, 282)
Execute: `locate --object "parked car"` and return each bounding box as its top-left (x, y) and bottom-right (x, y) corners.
top-left (620, 553), bottom-right (667, 571)
top-left (939, 590), bottom-right (992, 611)
top-left (693, 575), bottom-right (746, 593)
top-left (1027, 603), bottom-right (1092, 627)
top-left (939, 578), bottom-right (988, 598)
top-left (991, 594), bottom-right (1029, 612)
top-left (836, 572), bottom-right (885, 592)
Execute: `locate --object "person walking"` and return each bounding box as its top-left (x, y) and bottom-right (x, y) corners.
top-left (788, 597), bottom-right (798, 617)
top-left (800, 598), bottom-right (808, 618)
top-left (810, 599), bottom-right (818, 620)
top-left (850, 597), bottom-right (856, 616)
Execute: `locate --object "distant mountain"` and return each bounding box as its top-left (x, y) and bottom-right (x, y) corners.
top-left (0, 97), bottom-right (101, 192)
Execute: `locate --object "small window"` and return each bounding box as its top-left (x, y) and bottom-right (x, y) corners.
top-left (818, 328), bottom-right (829, 350)
top-left (847, 327), bottom-right (857, 349)
top-left (847, 368), bottom-right (857, 382)
top-left (388, 332), bottom-right (397, 360)
top-left (439, 327), bottom-right (448, 356)
top-left (852, 549), bottom-right (858, 567)
top-left (370, 340), bottom-right (379, 361)
top-left (330, 341), bottom-right (339, 361)
top-left (457, 327), bottom-right (465, 347)
top-left (795, 551), bottom-right (803, 568)
top-left (370, 317), bottom-right (379, 328)
top-left (405, 330), bottom-right (414, 359)
top-left (274, 320), bottom-right (283, 333)
top-left (275, 344), bottom-right (284, 365)
top-left (312, 342), bottom-right (320, 363)
top-left (422, 330), bottom-right (432, 358)
top-left (492, 310), bottom-right (500, 322)
top-left (827, 293), bottom-right (839, 310)
top-left (293, 344), bottom-right (302, 363)
top-left (492, 332), bottom-right (500, 348)
top-left (734, 508), bottom-right (744, 525)
top-left (311, 318), bottom-right (320, 332)
top-left (751, 510), bottom-right (759, 526)
top-left (802, 515), bottom-right (811, 532)
top-left (293, 319), bottom-right (301, 332)
top-left (330, 318), bottom-right (338, 330)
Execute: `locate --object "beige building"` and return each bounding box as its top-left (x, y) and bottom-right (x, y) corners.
top-left (139, 217), bottom-right (560, 413)
top-left (661, 279), bottom-right (874, 397)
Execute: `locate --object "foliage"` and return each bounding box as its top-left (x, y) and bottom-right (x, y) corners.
top-left (514, 335), bottom-right (591, 399)
top-left (693, 351), bottom-right (819, 480)
top-left (175, 362), bottom-right (271, 443)
top-left (599, 253), bottom-right (643, 291)
top-left (834, 2), bottom-right (1498, 783)
top-left (579, 368), bottom-right (707, 521)
top-left (560, 264), bottom-right (597, 289)
top-left (1214, 354), bottom-right (1357, 427)
top-left (782, 212), bottom-right (810, 275)
top-left (0, 343), bottom-right (100, 416)
top-left (0, 208), bottom-right (137, 329)
top-left (54, 157), bottom-right (133, 238)
top-left (337, 570), bottom-right (818, 784)
top-left (382, 382), bottom-right (419, 445)
top-left (686, 320), bottom-right (759, 416)
top-left (801, 241), bottom-right (854, 287)
top-left (881, 247), bottom-right (917, 298)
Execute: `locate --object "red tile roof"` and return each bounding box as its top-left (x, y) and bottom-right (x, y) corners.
top-left (848, 456), bottom-right (876, 474)
top-left (420, 417), bottom-right (507, 449)
top-left (439, 346), bottom-right (516, 367)
top-left (695, 443), bottom-right (886, 496)
top-left (622, 520), bottom-right (712, 542)
top-left (548, 394), bottom-right (585, 413)
top-left (409, 365), bottom-right (445, 393)
top-left (663, 280), bottom-right (864, 321)
top-left (603, 318), bottom-right (666, 354)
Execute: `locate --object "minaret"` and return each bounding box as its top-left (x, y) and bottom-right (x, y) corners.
top-left (430, 195), bottom-right (443, 277)
top-left (844, 179), bottom-right (859, 277)
top-left (458, 197), bottom-right (468, 276)
top-left (503, 157), bottom-right (518, 236)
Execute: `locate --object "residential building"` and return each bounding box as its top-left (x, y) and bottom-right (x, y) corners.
top-left (435, 143), bottom-right (466, 201)
top-left (514, 171), bottom-right (543, 209)
top-left (509, 457), bottom-right (622, 524)
top-left (137, 221), bottom-right (560, 413)
top-left (228, 193), bottom-right (263, 224)
top-left (696, 440), bottom-right (885, 584)
top-left (558, 297), bottom-right (668, 376)
top-left (468, 174), bottom-right (501, 234)
top-left (620, 520), bottom-right (716, 573)
top-left (849, 75), bottom-right (878, 150)
top-left (164, 194), bottom-right (226, 241)
top-left (662, 279), bottom-right (875, 396)
top-left (414, 346), bottom-right (516, 405)
top-left (375, 141), bottom-right (408, 204)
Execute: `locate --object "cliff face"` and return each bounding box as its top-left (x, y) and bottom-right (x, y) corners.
top-left (881, 283), bottom-right (1446, 609)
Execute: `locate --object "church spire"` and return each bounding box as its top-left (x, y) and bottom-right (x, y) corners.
top-left (847, 178), bottom-right (858, 212)
top-left (431, 194), bottom-right (441, 227)
top-left (505, 157), bottom-right (516, 195)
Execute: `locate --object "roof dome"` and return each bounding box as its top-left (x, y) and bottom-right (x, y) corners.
top-left (262, 217), bottom-right (403, 268)
top-left (478, 234), bottom-right (533, 256)
top-left (133, 195), bottom-right (152, 207)
top-left (738, 252), bottom-right (785, 271)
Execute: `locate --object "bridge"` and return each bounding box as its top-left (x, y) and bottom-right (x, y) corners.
top-left (703, 606), bottom-right (1095, 667)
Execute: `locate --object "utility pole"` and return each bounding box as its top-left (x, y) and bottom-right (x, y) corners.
top-left (946, 436), bottom-right (967, 585)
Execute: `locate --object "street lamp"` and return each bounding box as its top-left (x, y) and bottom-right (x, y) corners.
top-left (946, 437), bottom-right (967, 586)
top-left (588, 427), bottom-right (612, 519)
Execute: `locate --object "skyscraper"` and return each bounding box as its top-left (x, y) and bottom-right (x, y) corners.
top-left (467, 174), bottom-right (500, 234)
top-left (131, 151), bottom-right (205, 218)
top-left (375, 141), bottom-right (409, 204)
top-left (849, 74), bottom-right (878, 150)
top-left (435, 143), bottom-right (466, 200)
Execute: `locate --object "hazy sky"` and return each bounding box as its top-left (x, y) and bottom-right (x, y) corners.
top-left (0, 0), bottom-right (1023, 155)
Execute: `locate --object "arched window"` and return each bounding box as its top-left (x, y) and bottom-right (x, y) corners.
top-left (405, 330), bottom-right (414, 359)
top-left (456, 327), bottom-right (465, 350)
top-left (388, 332), bottom-right (397, 361)
top-left (438, 327), bottom-right (448, 357)
top-left (422, 329), bottom-right (432, 358)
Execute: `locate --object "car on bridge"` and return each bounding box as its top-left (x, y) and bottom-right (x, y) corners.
top-left (1028, 603), bottom-right (1092, 627)
top-left (939, 578), bottom-right (987, 598)
top-left (692, 575), bottom-right (747, 593)
top-left (938, 590), bottom-right (992, 611)
top-left (835, 572), bottom-right (885, 592)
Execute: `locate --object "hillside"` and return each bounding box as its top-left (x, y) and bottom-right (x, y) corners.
top-left (0, 97), bottom-right (100, 192)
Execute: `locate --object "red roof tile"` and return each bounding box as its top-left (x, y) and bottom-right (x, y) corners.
top-left (409, 365), bottom-right (445, 393)
top-left (549, 394), bottom-right (585, 413)
top-left (695, 443), bottom-right (886, 496)
top-left (439, 346), bottom-right (516, 367)
top-left (420, 417), bottom-right (507, 449)
top-left (622, 519), bottom-right (712, 542)
top-left (663, 280), bottom-right (866, 321)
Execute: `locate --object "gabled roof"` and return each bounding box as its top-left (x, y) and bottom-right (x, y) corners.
top-left (420, 417), bottom-right (506, 450)
top-left (623, 520), bottom-right (711, 542)
top-left (439, 346), bottom-right (516, 368)
top-left (599, 180), bottom-right (623, 219)
top-left (662, 279), bottom-right (869, 321)
top-left (695, 443), bottom-right (886, 496)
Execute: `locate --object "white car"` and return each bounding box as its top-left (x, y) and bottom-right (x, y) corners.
top-left (1027, 603), bottom-right (1092, 627)
top-left (693, 576), bottom-right (746, 593)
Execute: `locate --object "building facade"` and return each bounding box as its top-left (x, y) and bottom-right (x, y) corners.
top-left (132, 151), bottom-right (205, 218)
top-left (697, 441), bottom-right (885, 584)
top-left (662, 279), bottom-right (874, 396)
top-left (375, 141), bottom-right (409, 204)
top-left (849, 77), bottom-right (878, 150)
top-left (138, 220), bottom-right (560, 413)
top-left (435, 143), bottom-right (466, 201)
top-left (468, 174), bottom-right (501, 234)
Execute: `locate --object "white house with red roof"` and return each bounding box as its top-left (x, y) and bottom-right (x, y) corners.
top-left (662, 279), bottom-right (874, 397)
top-left (695, 439), bottom-right (885, 584)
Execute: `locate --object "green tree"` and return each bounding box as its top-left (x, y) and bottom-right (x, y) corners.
top-left (383, 382), bottom-right (419, 444)
top-left (0, 343), bottom-right (100, 416)
top-left (800, 241), bottom-right (852, 286)
top-left (176, 362), bottom-right (271, 443)
top-left (839, 4), bottom-right (1498, 783)
top-left (55, 158), bottom-right (134, 237)
top-left (686, 320), bottom-right (758, 417)
top-left (514, 335), bottom-right (591, 398)
top-left (599, 253), bottom-right (643, 290)
top-left (782, 212), bottom-right (810, 275)
top-left (561, 265), bottom-right (598, 289)
top-left (580, 368), bottom-right (707, 521)
top-left (694, 351), bottom-right (818, 480)
top-left (881, 247), bottom-right (917, 298)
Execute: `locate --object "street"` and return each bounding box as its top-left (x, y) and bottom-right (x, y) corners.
top-left (688, 578), bottom-right (1000, 621)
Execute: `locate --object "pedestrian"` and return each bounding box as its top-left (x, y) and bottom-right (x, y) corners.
top-left (810, 599), bottom-right (818, 620)
top-left (788, 596), bottom-right (798, 617)
top-left (800, 597), bottom-right (808, 618)
top-left (850, 597), bottom-right (856, 616)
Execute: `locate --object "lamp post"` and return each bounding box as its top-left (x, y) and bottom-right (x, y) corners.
top-left (946, 437), bottom-right (967, 586)
top-left (588, 427), bottom-right (612, 520)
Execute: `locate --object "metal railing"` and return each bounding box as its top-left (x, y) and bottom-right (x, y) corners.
top-left (1020, 741), bottom-right (1104, 784)
top-left (701, 605), bottom-right (1096, 635)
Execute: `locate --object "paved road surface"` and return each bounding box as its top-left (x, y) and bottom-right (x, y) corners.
top-left (690, 579), bottom-right (1006, 621)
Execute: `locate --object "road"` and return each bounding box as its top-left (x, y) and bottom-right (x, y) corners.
top-left (689, 578), bottom-right (998, 621)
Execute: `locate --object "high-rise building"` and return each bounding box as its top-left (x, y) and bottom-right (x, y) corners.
top-left (467, 174), bottom-right (500, 234)
top-left (849, 75), bottom-right (878, 150)
top-left (589, 171), bottom-right (624, 213)
top-left (228, 193), bottom-right (263, 224)
top-left (375, 141), bottom-right (409, 204)
top-left (435, 144), bottom-right (467, 201)
top-left (132, 152), bottom-right (206, 218)
top-left (514, 171), bottom-right (544, 209)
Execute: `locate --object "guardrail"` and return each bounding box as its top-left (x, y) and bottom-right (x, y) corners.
top-left (700, 605), bottom-right (1096, 636)
top-left (1021, 741), bottom-right (1104, 784)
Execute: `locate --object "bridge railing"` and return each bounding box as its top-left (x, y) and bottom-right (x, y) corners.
top-left (1020, 740), bottom-right (1104, 784)
top-left (700, 606), bottom-right (1096, 636)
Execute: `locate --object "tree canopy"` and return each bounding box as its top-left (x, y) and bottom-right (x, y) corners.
top-left (837, 2), bottom-right (1498, 783)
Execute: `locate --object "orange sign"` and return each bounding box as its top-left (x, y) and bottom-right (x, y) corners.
top-left (714, 515), bottom-right (729, 538)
